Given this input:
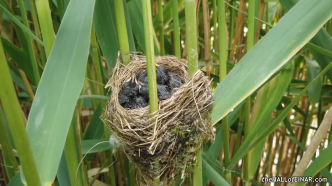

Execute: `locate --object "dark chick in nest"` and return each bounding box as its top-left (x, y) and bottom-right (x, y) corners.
top-left (137, 66), bottom-right (168, 85)
top-left (138, 81), bottom-right (171, 101)
top-left (168, 71), bottom-right (182, 89)
top-left (137, 70), bottom-right (148, 84)
top-left (118, 93), bottom-right (130, 107)
top-left (156, 66), bottom-right (169, 84)
top-left (157, 84), bottom-right (171, 100)
top-left (138, 83), bottom-right (149, 100)
top-left (121, 74), bottom-right (139, 98)
top-left (130, 96), bottom-right (149, 109)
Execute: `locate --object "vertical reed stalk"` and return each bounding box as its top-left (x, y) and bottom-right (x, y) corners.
top-left (243, 0), bottom-right (255, 184)
top-left (0, 38), bottom-right (41, 186)
top-left (228, 0), bottom-right (236, 61)
top-left (172, 0), bottom-right (181, 58)
top-left (115, 0), bottom-right (131, 65)
top-left (157, 0), bottom-right (164, 55)
top-left (34, 0), bottom-right (55, 57)
top-left (28, 0), bottom-right (46, 65)
top-left (185, 0), bottom-right (198, 77)
top-left (18, 0), bottom-right (40, 84)
top-left (142, 0), bottom-right (159, 184)
top-left (202, 0), bottom-right (210, 78)
top-left (184, 0), bottom-right (200, 185)
top-left (217, 0), bottom-right (231, 183)
top-left (212, 0), bottom-right (217, 50)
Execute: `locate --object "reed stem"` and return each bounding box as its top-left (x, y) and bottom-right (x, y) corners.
top-left (115, 0), bottom-right (131, 65)
top-left (158, 0), bottom-right (164, 55)
top-left (184, 0), bottom-right (200, 185)
top-left (142, 0), bottom-right (159, 184)
top-left (172, 0), bottom-right (181, 58)
top-left (217, 0), bottom-right (231, 184)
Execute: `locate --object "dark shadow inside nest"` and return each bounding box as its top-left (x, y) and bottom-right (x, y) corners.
top-left (118, 65), bottom-right (183, 110)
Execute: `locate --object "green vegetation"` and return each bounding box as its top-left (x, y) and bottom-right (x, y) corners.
top-left (0, 0), bottom-right (332, 185)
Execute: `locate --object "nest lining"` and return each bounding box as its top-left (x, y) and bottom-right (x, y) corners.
top-left (104, 54), bottom-right (215, 185)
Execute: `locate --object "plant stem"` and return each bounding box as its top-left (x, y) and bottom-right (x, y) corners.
top-left (247, 0), bottom-right (255, 51)
top-left (158, 0), bottom-right (164, 55)
top-left (202, 0), bottom-right (210, 78)
top-left (142, 0), bottom-right (159, 184)
top-left (114, 0), bottom-right (131, 65)
top-left (0, 37), bottom-right (42, 186)
top-left (185, 0), bottom-right (198, 77)
top-left (228, 0), bottom-right (236, 61)
top-left (243, 0), bottom-right (255, 184)
top-left (17, 0), bottom-right (40, 84)
top-left (212, 0), bottom-right (217, 50)
top-left (217, 0), bottom-right (231, 184)
top-left (28, 0), bottom-right (46, 66)
top-left (172, 0), bottom-right (181, 58)
top-left (34, 0), bottom-right (55, 57)
top-left (184, 0), bottom-right (200, 185)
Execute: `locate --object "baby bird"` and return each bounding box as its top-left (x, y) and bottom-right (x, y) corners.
top-left (121, 74), bottom-right (139, 97)
top-left (157, 84), bottom-right (171, 101)
top-left (118, 93), bottom-right (129, 106)
top-left (156, 66), bottom-right (168, 84)
top-left (138, 83), bottom-right (150, 100)
top-left (137, 71), bottom-right (148, 84)
top-left (168, 71), bottom-right (182, 89)
top-left (133, 96), bottom-right (149, 109)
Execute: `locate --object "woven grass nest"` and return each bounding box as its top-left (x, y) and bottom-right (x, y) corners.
top-left (104, 54), bottom-right (215, 185)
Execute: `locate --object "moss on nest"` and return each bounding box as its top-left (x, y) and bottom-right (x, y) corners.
top-left (104, 54), bottom-right (215, 185)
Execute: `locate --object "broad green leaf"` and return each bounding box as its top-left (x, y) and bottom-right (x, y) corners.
top-left (280, 0), bottom-right (332, 82)
top-left (23, 0), bottom-right (96, 184)
top-left (211, 0), bottom-right (332, 125)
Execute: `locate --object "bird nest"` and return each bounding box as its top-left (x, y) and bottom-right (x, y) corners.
top-left (104, 54), bottom-right (215, 185)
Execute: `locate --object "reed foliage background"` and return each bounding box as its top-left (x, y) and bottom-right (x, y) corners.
top-left (0, 0), bottom-right (332, 185)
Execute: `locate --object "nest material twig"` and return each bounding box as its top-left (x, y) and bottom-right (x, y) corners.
top-left (104, 54), bottom-right (215, 185)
